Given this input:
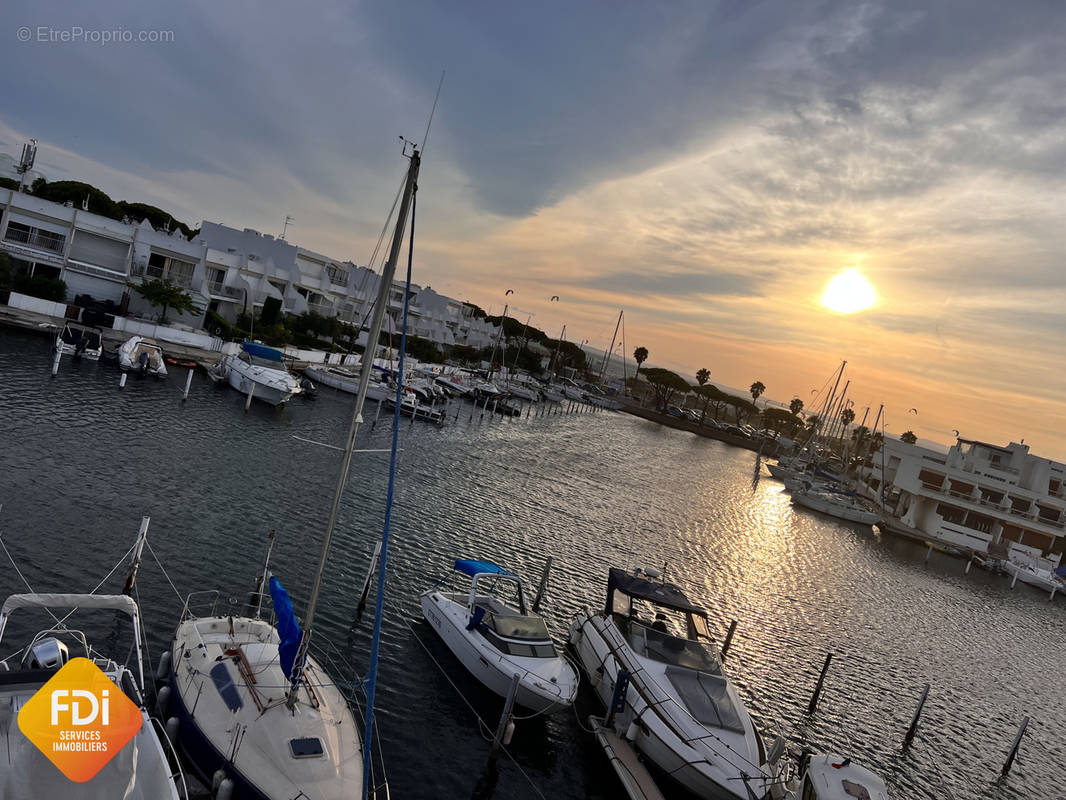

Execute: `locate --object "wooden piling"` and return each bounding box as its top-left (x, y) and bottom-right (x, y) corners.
top-left (1001, 716), bottom-right (1029, 776)
top-left (807, 652), bottom-right (833, 714)
top-left (719, 620), bottom-right (738, 661)
top-left (904, 683), bottom-right (930, 746)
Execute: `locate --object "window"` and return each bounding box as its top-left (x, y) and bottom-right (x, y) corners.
top-left (289, 737), bottom-right (324, 758)
top-left (146, 252), bottom-right (196, 287)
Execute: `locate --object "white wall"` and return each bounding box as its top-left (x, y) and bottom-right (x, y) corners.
top-left (6, 291), bottom-right (68, 318)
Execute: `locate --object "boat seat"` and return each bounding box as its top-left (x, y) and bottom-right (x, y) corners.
top-left (664, 666), bottom-right (745, 733)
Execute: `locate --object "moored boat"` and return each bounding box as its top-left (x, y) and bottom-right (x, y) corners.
top-left (0, 593), bottom-right (186, 800)
top-left (55, 322), bottom-right (103, 360)
top-left (218, 341), bottom-right (301, 406)
top-left (421, 559), bottom-right (578, 713)
top-left (118, 335), bottom-right (168, 377)
top-left (569, 567), bottom-right (780, 799)
top-left (788, 478), bottom-right (880, 525)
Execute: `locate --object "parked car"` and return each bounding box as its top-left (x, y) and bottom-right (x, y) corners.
top-left (681, 409), bottom-right (700, 422)
top-left (722, 424), bottom-right (751, 438)
top-left (666, 406), bottom-right (685, 418)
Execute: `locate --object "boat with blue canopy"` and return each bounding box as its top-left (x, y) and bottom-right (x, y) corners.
top-left (217, 341), bottom-right (302, 406)
top-left (420, 558), bottom-right (578, 713)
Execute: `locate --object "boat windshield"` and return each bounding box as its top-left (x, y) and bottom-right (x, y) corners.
top-left (240, 351), bottom-right (284, 369)
top-left (626, 619), bottom-right (722, 673)
top-left (478, 613), bottom-right (557, 658)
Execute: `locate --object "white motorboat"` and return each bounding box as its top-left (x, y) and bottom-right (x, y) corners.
top-left (421, 559), bottom-right (578, 713)
top-left (117, 336), bottom-right (168, 377)
top-left (540, 386), bottom-right (565, 403)
top-left (305, 364), bottom-right (360, 393)
top-left (569, 567), bottom-right (779, 799)
top-left (168, 585), bottom-right (363, 799)
top-left (0, 593), bottom-right (186, 800)
top-left (435, 372), bottom-right (473, 396)
top-left (386, 386), bottom-right (446, 423)
top-left (1004, 557), bottom-right (1065, 599)
top-left (55, 322), bottom-right (103, 360)
top-left (218, 341), bottom-right (301, 406)
top-left (788, 479), bottom-right (880, 525)
top-left (780, 754), bottom-right (890, 800)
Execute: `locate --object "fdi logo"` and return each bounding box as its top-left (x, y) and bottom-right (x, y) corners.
top-left (17, 657), bottom-right (143, 782)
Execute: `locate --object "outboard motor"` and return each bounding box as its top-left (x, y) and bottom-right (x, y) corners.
top-left (22, 637), bottom-right (70, 670)
top-left (139, 350), bottom-right (150, 376)
top-left (300, 377), bottom-right (317, 397)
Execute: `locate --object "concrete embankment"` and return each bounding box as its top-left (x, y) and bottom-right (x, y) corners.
top-left (619, 402), bottom-right (784, 457)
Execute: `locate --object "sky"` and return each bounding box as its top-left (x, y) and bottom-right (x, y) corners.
top-left (3, 1), bottom-right (1065, 457)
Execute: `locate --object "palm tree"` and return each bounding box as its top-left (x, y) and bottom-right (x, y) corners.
top-left (789, 397), bottom-right (804, 416)
top-left (749, 381), bottom-right (765, 406)
top-left (695, 368), bottom-right (710, 424)
top-left (633, 346), bottom-right (649, 384)
top-left (900, 430), bottom-right (918, 444)
top-left (840, 407), bottom-right (855, 440)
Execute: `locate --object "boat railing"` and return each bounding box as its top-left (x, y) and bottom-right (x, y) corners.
top-left (149, 714), bottom-right (191, 800)
top-left (179, 590), bottom-right (221, 622)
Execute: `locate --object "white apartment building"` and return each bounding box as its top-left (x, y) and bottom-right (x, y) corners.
top-left (0, 188), bottom-right (209, 326)
top-left (0, 188), bottom-right (499, 351)
top-left (195, 222), bottom-right (500, 349)
top-left (864, 437), bottom-right (1066, 560)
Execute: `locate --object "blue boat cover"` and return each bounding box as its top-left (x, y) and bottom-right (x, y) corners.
top-left (454, 559), bottom-right (515, 577)
top-left (242, 341), bottom-right (284, 362)
top-left (1056, 564), bottom-right (1066, 578)
top-left (269, 575), bottom-right (303, 679)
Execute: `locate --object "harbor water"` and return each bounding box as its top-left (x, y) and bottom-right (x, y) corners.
top-left (0, 326), bottom-right (1062, 800)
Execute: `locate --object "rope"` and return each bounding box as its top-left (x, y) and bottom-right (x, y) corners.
top-left (145, 539), bottom-right (186, 605)
top-left (406, 620), bottom-right (548, 800)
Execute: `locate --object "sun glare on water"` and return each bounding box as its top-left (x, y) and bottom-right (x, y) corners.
top-left (820, 269), bottom-right (877, 314)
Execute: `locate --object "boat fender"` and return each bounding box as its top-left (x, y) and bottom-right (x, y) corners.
top-left (156, 686), bottom-right (171, 717)
top-left (156, 650), bottom-right (172, 683)
top-left (503, 719), bottom-right (515, 747)
top-left (165, 716), bottom-right (180, 743)
top-left (215, 779), bottom-right (235, 800)
top-left (624, 721), bottom-right (639, 742)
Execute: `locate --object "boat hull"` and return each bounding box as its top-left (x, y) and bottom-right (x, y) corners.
top-left (420, 591), bottom-right (576, 713)
top-left (568, 610), bottom-right (773, 800)
top-left (224, 358), bottom-right (300, 405)
top-left (790, 490), bottom-right (880, 525)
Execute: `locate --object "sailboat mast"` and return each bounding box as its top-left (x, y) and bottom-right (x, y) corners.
top-left (487, 304), bottom-right (508, 379)
top-left (599, 310), bottom-right (623, 383)
top-left (286, 148), bottom-right (420, 708)
top-left (549, 324), bottom-right (566, 379)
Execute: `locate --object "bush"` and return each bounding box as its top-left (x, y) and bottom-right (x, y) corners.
top-left (13, 274), bottom-right (67, 303)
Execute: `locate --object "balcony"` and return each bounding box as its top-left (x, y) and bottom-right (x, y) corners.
top-left (4, 226), bottom-right (65, 254)
top-left (307, 299), bottom-right (335, 317)
top-left (327, 270), bottom-right (349, 287)
top-left (208, 281), bottom-right (244, 300)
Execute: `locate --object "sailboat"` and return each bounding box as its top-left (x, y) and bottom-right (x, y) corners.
top-left (166, 143), bottom-right (422, 800)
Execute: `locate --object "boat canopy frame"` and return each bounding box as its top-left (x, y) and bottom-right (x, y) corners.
top-left (605, 568), bottom-right (708, 617)
top-left (453, 560), bottom-right (528, 616)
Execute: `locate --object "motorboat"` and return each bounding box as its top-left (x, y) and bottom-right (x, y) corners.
top-left (569, 567), bottom-right (780, 799)
top-left (1004, 556), bottom-right (1065, 599)
top-left (0, 593), bottom-right (186, 799)
top-left (779, 754), bottom-right (889, 800)
top-left (386, 387), bottom-right (446, 423)
top-left (421, 559), bottom-right (578, 713)
top-left (788, 478), bottom-right (880, 525)
top-left (305, 365), bottom-right (361, 393)
top-left (540, 386), bottom-right (565, 403)
top-left (168, 584), bottom-right (362, 799)
top-left (435, 372), bottom-right (473, 397)
top-left (117, 336), bottom-right (168, 377)
top-left (55, 322), bottom-right (103, 360)
top-left (218, 341), bottom-right (301, 406)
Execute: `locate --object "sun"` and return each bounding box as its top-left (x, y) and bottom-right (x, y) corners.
top-left (820, 269), bottom-right (877, 314)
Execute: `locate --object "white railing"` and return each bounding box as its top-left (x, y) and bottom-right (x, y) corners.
top-left (4, 226), bottom-right (65, 254)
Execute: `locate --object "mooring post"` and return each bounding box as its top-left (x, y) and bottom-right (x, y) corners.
top-left (904, 683), bottom-right (930, 747)
top-left (489, 674), bottom-right (521, 760)
top-left (719, 619), bottom-right (739, 661)
top-left (119, 372), bottom-right (127, 389)
top-left (182, 368), bottom-right (194, 401)
top-left (1001, 716), bottom-right (1029, 776)
top-left (244, 381), bottom-right (254, 411)
top-left (1010, 570), bottom-right (1019, 588)
top-left (807, 652), bottom-right (833, 714)
top-left (925, 543), bottom-right (934, 564)
top-left (51, 346), bottom-right (61, 377)
top-left (965, 556), bottom-right (973, 574)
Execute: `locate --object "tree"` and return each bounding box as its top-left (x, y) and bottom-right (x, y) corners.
top-left (633, 346), bottom-right (649, 382)
top-left (642, 367), bottom-right (690, 411)
top-left (762, 407), bottom-right (796, 435)
top-left (840, 407), bottom-right (856, 439)
top-left (694, 369), bottom-right (711, 423)
top-left (900, 430), bottom-right (918, 445)
top-left (750, 381), bottom-right (766, 406)
top-left (789, 397), bottom-right (804, 416)
top-left (134, 278), bottom-right (197, 324)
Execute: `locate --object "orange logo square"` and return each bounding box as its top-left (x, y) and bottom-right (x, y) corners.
top-left (17, 656), bottom-right (144, 782)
